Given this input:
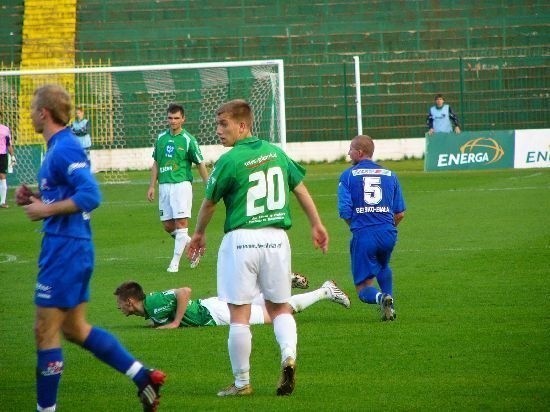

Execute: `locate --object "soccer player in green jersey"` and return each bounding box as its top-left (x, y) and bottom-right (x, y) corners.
top-left (147, 103), bottom-right (209, 273)
top-left (187, 99), bottom-right (329, 397)
top-left (114, 274), bottom-right (350, 329)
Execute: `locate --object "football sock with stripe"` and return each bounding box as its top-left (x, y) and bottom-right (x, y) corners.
top-left (358, 286), bottom-right (380, 304)
top-left (82, 327), bottom-right (148, 387)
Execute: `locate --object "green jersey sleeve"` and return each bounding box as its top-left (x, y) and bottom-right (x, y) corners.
top-left (143, 290), bottom-right (178, 326)
top-left (143, 290), bottom-right (216, 327)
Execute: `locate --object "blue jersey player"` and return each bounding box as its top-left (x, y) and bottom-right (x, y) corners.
top-left (338, 135), bottom-right (406, 321)
top-left (15, 84), bottom-right (166, 412)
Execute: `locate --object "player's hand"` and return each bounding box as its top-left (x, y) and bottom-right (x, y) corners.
top-left (186, 233), bottom-right (206, 262)
top-left (23, 196), bottom-right (49, 221)
top-left (15, 184), bottom-right (36, 206)
top-left (10, 156), bottom-right (16, 166)
top-left (156, 321), bottom-right (180, 329)
top-left (312, 223), bottom-right (329, 254)
top-left (147, 186), bottom-right (155, 202)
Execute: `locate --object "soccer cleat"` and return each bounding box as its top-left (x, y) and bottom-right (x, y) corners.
top-left (276, 357), bottom-right (296, 396)
top-left (217, 383), bottom-right (253, 397)
top-left (166, 264), bottom-right (179, 273)
top-left (322, 280), bottom-right (351, 309)
top-left (0, 203), bottom-right (8, 208)
top-left (380, 293), bottom-right (396, 321)
top-left (138, 369), bottom-right (166, 412)
top-left (291, 272), bottom-right (309, 289)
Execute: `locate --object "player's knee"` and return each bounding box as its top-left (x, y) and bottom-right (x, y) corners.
top-left (62, 323), bottom-right (92, 345)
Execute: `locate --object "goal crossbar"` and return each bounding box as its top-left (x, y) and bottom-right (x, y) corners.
top-left (0, 59), bottom-right (287, 184)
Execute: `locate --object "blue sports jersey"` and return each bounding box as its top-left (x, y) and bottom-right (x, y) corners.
top-left (338, 159), bottom-right (405, 232)
top-left (38, 127), bottom-right (101, 239)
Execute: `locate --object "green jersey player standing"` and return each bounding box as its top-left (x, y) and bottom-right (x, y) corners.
top-left (187, 99), bottom-right (329, 397)
top-left (147, 103), bottom-right (208, 273)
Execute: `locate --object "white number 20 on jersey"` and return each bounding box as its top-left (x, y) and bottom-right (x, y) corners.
top-left (247, 166), bottom-right (285, 216)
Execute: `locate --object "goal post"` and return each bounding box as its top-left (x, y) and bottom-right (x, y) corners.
top-left (0, 59), bottom-right (286, 184)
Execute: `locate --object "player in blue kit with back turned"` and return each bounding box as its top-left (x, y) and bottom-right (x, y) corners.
top-left (15, 84), bottom-right (166, 412)
top-left (338, 135), bottom-right (406, 321)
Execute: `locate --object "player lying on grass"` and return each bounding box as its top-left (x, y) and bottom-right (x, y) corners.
top-left (114, 273), bottom-right (350, 329)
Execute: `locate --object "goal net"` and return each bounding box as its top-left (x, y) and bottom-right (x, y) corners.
top-left (0, 59), bottom-right (286, 184)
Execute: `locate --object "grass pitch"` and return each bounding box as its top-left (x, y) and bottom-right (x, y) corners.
top-left (1, 160), bottom-right (549, 411)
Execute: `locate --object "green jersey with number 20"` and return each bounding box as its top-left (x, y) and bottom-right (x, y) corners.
top-left (206, 136), bottom-right (306, 233)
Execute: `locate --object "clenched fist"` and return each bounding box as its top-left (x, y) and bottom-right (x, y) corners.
top-left (15, 184), bottom-right (39, 206)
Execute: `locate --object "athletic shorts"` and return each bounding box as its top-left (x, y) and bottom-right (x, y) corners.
top-left (350, 226), bottom-right (397, 285)
top-left (217, 227), bottom-right (291, 305)
top-left (0, 154), bottom-right (7, 173)
top-left (158, 181), bottom-right (192, 221)
top-left (35, 235), bottom-right (93, 308)
top-left (200, 296), bottom-right (265, 326)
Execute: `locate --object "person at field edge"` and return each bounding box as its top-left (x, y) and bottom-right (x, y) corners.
top-left (147, 103), bottom-right (208, 273)
top-left (114, 273), bottom-right (350, 328)
top-left (70, 106), bottom-right (92, 159)
top-left (186, 99), bottom-right (329, 397)
top-left (426, 93), bottom-right (461, 134)
top-left (338, 135), bottom-right (406, 321)
top-left (15, 84), bottom-right (166, 412)
top-left (0, 121), bottom-right (16, 208)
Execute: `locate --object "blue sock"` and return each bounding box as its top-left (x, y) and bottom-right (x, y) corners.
top-left (82, 327), bottom-right (148, 387)
top-left (377, 267), bottom-right (393, 296)
top-left (37, 348), bottom-right (63, 410)
top-left (358, 286), bottom-right (380, 304)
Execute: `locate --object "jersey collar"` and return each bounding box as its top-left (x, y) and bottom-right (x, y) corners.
top-left (235, 136), bottom-right (259, 146)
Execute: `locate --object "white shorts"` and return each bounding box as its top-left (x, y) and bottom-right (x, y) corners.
top-left (159, 181), bottom-right (192, 221)
top-left (200, 297), bottom-right (265, 326)
top-left (217, 227), bottom-right (291, 304)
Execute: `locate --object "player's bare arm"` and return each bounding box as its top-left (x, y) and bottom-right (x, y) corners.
top-left (147, 160), bottom-right (159, 201)
top-left (292, 182), bottom-right (329, 253)
top-left (187, 198), bottom-right (217, 261)
top-left (197, 162), bottom-right (209, 184)
top-left (156, 287), bottom-right (192, 329)
top-left (23, 197), bottom-right (79, 221)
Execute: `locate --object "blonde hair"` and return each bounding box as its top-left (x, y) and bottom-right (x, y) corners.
top-left (32, 84), bottom-right (72, 126)
top-left (216, 99), bottom-right (253, 128)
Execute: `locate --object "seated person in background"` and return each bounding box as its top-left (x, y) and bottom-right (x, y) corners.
top-left (114, 273), bottom-right (350, 329)
top-left (426, 94), bottom-right (461, 134)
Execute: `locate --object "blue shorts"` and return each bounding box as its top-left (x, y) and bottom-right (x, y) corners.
top-left (350, 226), bottom-right (397, 286)
top-left (35, 235), bottom-right (93, 308)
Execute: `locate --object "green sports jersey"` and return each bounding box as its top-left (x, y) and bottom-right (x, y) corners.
top-left (206, 136), bottom-right (306, 233)
top-left (152, 128), bottom-right (204, 184)
top-left (143, 290), bottom-right (216, 327)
